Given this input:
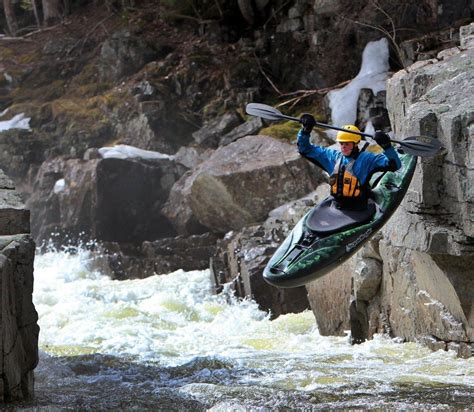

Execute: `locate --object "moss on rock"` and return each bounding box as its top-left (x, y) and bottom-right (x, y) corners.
top-left (260, 121), bottom-right (301, 143)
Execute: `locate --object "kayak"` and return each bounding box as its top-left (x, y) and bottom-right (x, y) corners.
top-left (263, 152), bottom-right (417, 288)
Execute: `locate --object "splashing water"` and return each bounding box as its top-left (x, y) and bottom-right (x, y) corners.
top-left (32, 246), bottom-right (474, 410)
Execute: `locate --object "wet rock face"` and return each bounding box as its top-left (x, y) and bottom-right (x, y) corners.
top-left (305, 260), bottom-right (352, 336)
top-left (377, 245), bottom-right (473, 355)
top-left (97, 233), bottom-right (219, 280)
top-left (386, 42), bottom-right (473, 253)
top-left (0, 169), bottom-right (39, 402)
top-left (375, 26), bottom-right (474, 355)
top-left (27, 153), bottom-right (186, 244)
top-left (164, 135), bottom-right (324, 235)
top-left (305, 25), bottom-right (474, 356)
top-left (0, 170), bottom-right (30, 235)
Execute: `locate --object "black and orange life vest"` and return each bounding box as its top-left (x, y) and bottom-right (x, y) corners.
top-left (329, 158), bottom-right (362, 199)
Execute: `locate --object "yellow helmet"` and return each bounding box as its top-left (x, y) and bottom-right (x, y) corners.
top-left (336, 125), bottom-right (361, 144)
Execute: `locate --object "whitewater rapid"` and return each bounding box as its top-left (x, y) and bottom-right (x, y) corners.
top-left (31, 246), bottom-right (474, 409)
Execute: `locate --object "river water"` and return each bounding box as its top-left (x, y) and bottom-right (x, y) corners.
top-left (22, 246), bottom-right (473, 410)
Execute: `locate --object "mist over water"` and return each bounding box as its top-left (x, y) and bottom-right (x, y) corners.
top-left (30, 246), bottom-right (474, 410)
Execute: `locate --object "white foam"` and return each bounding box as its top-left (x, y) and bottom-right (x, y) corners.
top-left (33, 247), bottom-right (474, 388)
top-left (98, 144), bottom-right (174, 160)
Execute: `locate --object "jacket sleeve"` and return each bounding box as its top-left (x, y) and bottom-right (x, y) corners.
top-left (297, 130), bottom-right (337, 173)
top-left (369, 146), bottom-right (402, 172)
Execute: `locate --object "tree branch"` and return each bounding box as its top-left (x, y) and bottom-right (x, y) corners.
top-left (253, 53), bottom-right (283, 95)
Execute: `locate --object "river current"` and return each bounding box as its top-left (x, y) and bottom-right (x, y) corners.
top-left (22, 246), bottom-right (473, 410)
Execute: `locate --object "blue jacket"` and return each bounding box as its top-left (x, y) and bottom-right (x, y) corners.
top-left (297, 130), bottom-right (402, 186)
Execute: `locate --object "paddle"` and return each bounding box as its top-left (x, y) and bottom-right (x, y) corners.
top-left (246, 103), bottom-right (443, 157)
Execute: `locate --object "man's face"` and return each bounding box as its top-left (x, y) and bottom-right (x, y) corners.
top-left (340, 141), bottom-right (355, 156)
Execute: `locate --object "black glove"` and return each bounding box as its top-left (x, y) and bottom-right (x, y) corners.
top-left (374, 131), bottom-right (391, 149)
top-left (300, 113), bottom-right (316, 134)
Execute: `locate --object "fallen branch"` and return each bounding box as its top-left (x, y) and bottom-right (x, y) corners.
top-left (253, 53), bottom-right (283, 95)
top-left (23, 21), bottom-right (71, 38)
top-left (277, 79), bottom-right (351, 108)
top-left (0, 36), bottom-right (34, 42)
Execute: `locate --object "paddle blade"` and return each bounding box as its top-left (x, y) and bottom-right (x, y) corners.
top-left (399, 135), bottom-right (443, 157)
top-left (246, 103), bottom-right (287, 121)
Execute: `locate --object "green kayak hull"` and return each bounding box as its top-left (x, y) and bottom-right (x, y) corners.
top-left (263, 153), bottom-right (417, 288)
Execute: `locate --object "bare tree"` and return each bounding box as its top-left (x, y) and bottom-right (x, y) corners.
top-left (3, 0), bottom-right (18, 35)
top-left (31, 0), bottom-right (42, 28)
top-left (42, 0), bottom-right (61, 26)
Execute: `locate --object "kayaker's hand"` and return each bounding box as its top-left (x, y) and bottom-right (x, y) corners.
top-left (300, 113), bottom-right (316, 134)
top-left (374, 131), bottom-right (391, 149)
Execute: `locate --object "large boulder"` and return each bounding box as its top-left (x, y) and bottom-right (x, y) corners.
top-left (0, 235), bottom-right (39, 402)
top-left (27, 146), bottom-right (186, 244)
top-left (305, 259), bottom-right (353, 336)
top-left (163, 135), bottom-right (324, 235)
top-left (0, 168), bottom-right (38, 402)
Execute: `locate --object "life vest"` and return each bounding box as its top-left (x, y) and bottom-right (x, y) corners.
top-left (330, 158), bottom-right (362, 198)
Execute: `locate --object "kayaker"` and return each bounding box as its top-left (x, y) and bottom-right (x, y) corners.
top-left (298, 113), bottom-right (401, 211)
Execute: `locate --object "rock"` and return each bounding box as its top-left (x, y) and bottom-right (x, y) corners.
top-left (0, 235), bottom-right (39, 401)
top-left (356, 89), bottom-right (390, 131)
top-left (399, 27), bottom-right (459, 66)
top-left (436, 46), bottom-right (461, 60)
top-left (98, 29), bottom-right (159, 82)
top-left (165, 135), bottom-right (324, 235)
top-left (98, 232), bottom-right (219, 280)
top-left (354, 258), bottom-right (382, 301)
top-left (42, 38), bottom-right (75, 55)
top-left (306, 236), bottom-right (383, 341)
top-left (349, 298), bottom-right (368, 344)
top-left (192, 112), bottom-right (243, 147)
top-left (386, 45), bottom-right (474, 252)
top-left (219, 117), bottom-right (263, 146)
top-left (0, 168), bottom-right (38, 402)
top-left (0, 129), bottom-right (50, 182)
top-left (25, 156), bottom-right (67, 243)
top-left (161, 171), bottom-right (208, 236)
top-left (214, 224), bottom-right (309, 319)
top-left (174, 146), bottom-right (214, 170)
top-left (28, 152), bottom-right (186, 244)
top-left (306, 258), bottom-right (353, 336)
top-left (0, 169), bottom-right (30, 235)
top-left (378, 244), bottom-right (473, 345)
top-left (418, 335), bottom-right (447, 352)
top-left (460, 22), bottom-right (474, 49)
top-left (447, 342), bottom-right (473, 359)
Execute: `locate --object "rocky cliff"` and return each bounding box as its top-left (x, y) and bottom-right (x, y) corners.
top-left (0, 169), bottom-right (39, 401)
top-left (306, 23), bottom-right (473, 357)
